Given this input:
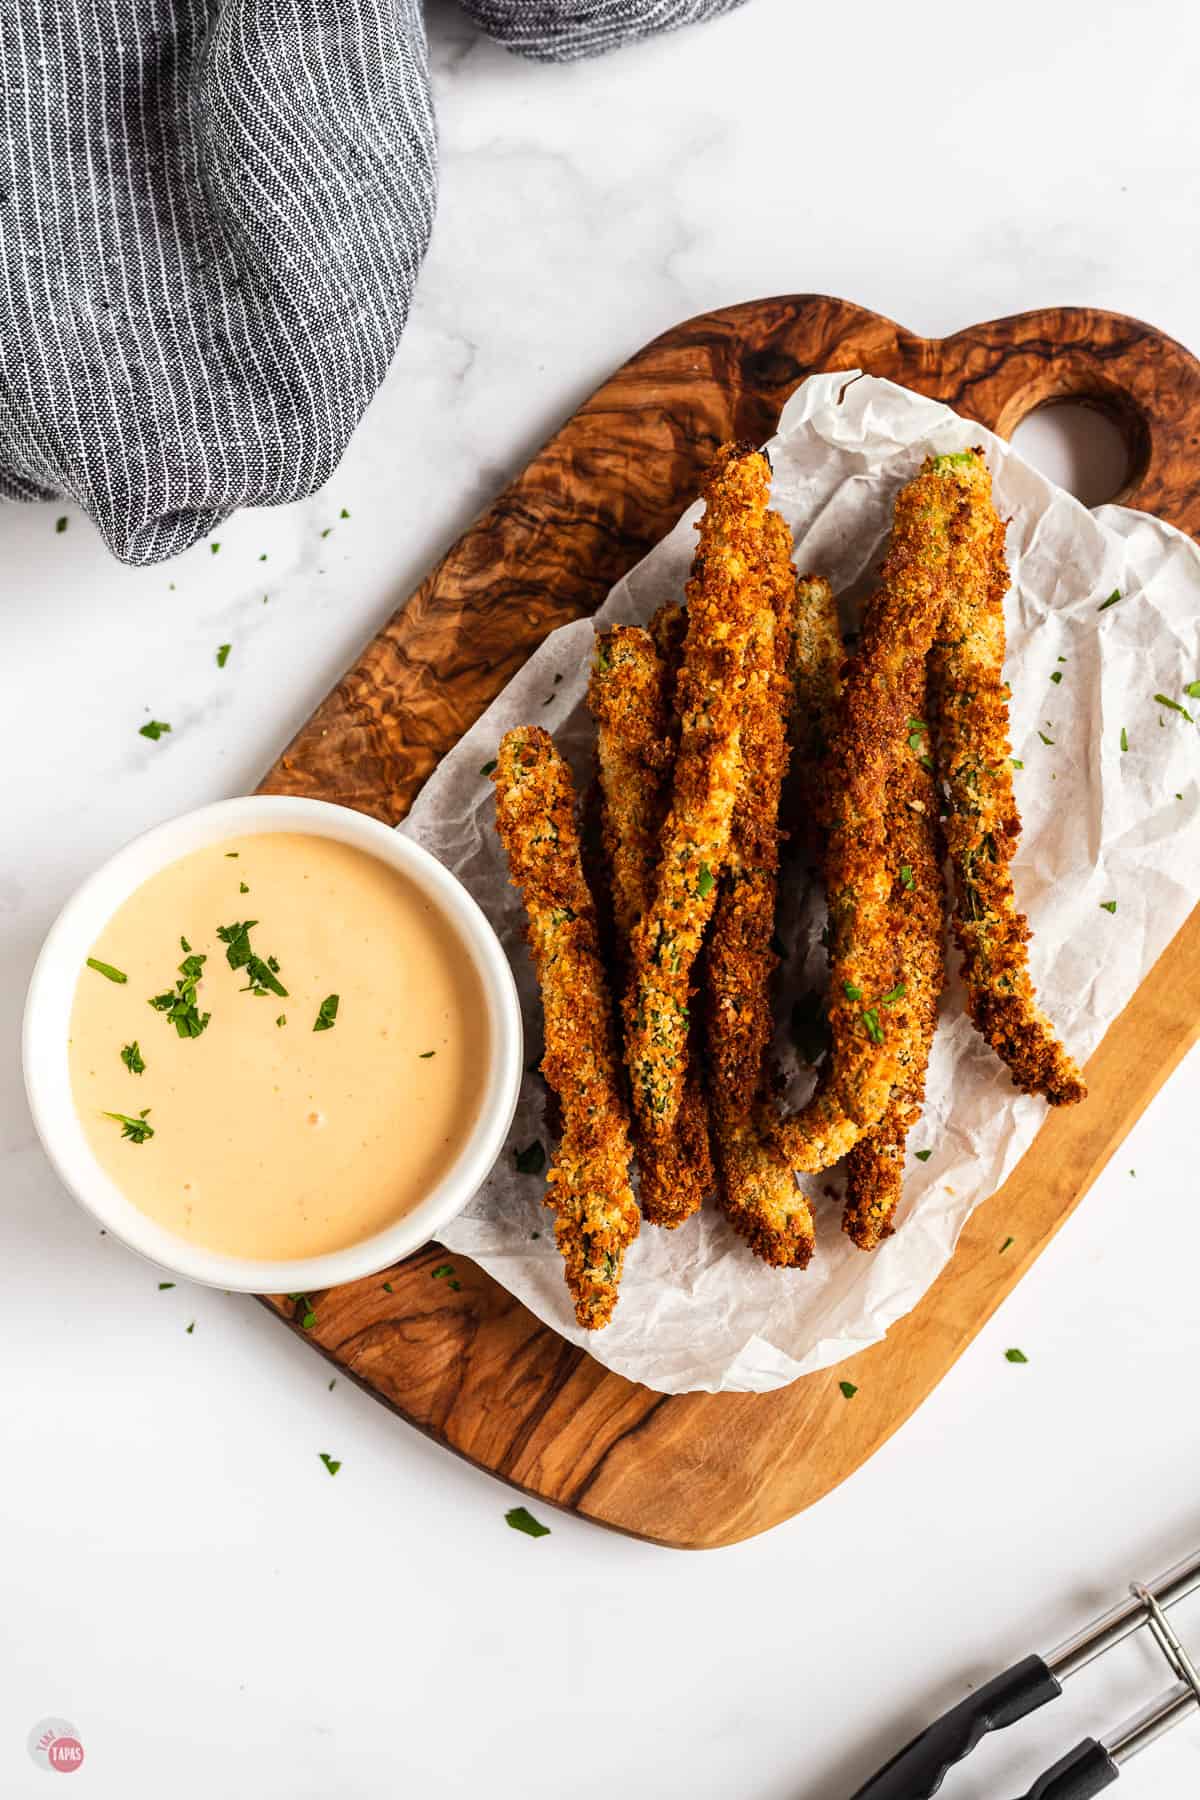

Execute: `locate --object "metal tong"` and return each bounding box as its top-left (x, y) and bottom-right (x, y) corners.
top-left (851, 1547), bottom-right (1200, 1799)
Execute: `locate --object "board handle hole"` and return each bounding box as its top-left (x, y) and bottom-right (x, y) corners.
top-left (1000, 372), bottom-right (1150, 509)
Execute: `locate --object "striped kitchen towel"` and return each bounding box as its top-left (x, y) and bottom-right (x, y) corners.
top-left (0, 0), bottom-right (745, 564)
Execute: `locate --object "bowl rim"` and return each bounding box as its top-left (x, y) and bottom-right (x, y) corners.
top-left (22, 795), bottom-right (523, 1292)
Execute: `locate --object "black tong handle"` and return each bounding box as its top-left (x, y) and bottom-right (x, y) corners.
top-left (851, 1654), bottom-right (1062, 1799)
top-left (1010, 1738), bottom-right (1120, 1799)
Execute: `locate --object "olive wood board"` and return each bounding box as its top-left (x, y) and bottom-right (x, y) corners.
top-left (257, 297), bottom-right (1200, 1549)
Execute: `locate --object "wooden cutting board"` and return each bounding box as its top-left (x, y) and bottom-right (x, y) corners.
top-left (257, 298), bottom-right (1200, 1549)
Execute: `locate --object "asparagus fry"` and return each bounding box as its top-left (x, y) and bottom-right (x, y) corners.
top-left (928, 451), bottom-right (1086, 1106)
top-left (707, 515), bottom-right (816, 1266)
top-left (776, 454), bottom-right (969, 1173)
top-left (625, 442), bottom-right (774, 1139)
top-left (843, 661), bottom-right (946, 1249)
top-left (492, 727), bottom-right (639, 1329)
top-left (786, 573), bottom-right (846, 834)
top-left (589, 620), bottom-right (714, 1227)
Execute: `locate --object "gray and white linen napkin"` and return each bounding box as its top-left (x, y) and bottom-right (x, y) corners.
top-left (0, 0), bottom-right (745, 562)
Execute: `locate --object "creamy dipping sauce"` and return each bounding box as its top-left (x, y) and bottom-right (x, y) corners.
top-left (69, 833), bottom-right (489, 1259)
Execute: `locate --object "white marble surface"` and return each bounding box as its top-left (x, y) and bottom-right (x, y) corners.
top-left (3, 1), bottom-right (1199, 1794)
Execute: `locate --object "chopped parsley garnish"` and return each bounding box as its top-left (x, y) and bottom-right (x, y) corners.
top-left (514, 1140), bottom-right (545, 1175)
top-left (790, 990), bottom-right (831, 1065)
top-left (899, 863), bottom-right (915, 890)
top-left (121, 1041), bottom-right (146, 1075)
top-left (505, 1505), bottom-right (550, 1539)
top-left (180, 935), bottom-right (191, 952)
top-left (328, 1378), bottom-right (336, 1390)
top-left (448, 1279), bottom-right (461, 1291)
top-left (1000, 1236), bottom-right (1015, 1253)
top-left (239, 881), bottom-right (249, 893)
top-left (340, 507), bottom-right (350, 519)
top-left (838, 1380), bottom-right (858, 1399)
top-left (225, 852), bottom-right (238, 858)
top-left (696, 862), bottom-right (715, 900)
top-left (1005, 1347), bottom-right (1029, 1364)
top-left (914, 1148), bottom-right (932, 1162)
top-left (1120, 727), bottom-right (1128, 752)
top-left (313, 993), bottom-right (339, 1032)
top-left (158, 1281), bottom-right (175, 1290)
top-left (382, 1281), bottom-right (393, 1293)
top-left (301, 1309), bottom-right (316, 1330)
top-left (319, 1453), bottom-right (341, 1477)
top-left (480, 759), bottom-right (498, 777)
top-left (419, 1050), bottom-right (435, 1059)
top-left (217, 920), bottom-right (288, 997)
top-left (1037, 730), bottom-right (1054, 746)
top-left (210, 542), bottom-right (220, 554)
top-left (843, 981), bottom-right (862, 1001)
top-left (320, 526), bottom-right (333, 539)
top-left (1049, 671), bottom-right (1062, 685)
top-left (55, 515), bottom-right (68, 533)
top-left (1155, 693), bottom-right (1194, 723)
top-left (275, 1014), bottom-right (286, 1027)
top-left (216, 643), bottom-right (231, 668)
top-left (139, 719), bottom-right (171, 740)
top-left (1097, 588), bottom-right (1122, 611)
top-left (87, 956), bottom-right (127, 984)
top-left (149, 951), bottom-right (210, 1038)
top-left (1186, 680), bottom-right (1200, 699)
top-left (431, 1263), bottom-right (455, 1279)
top-left (861, 1008), bottom-right (884, 1044)
top-left (1099, 900), bottom-right (1117, 913)
top-left (186, 1321), bottom-right (195, 1333)
top-left (879, 982), bottom-right (906, 1006)
top-left (1010, 758), bottom-right (1024, 770)
top-left (103, 1107), bottom-right (154, 1144)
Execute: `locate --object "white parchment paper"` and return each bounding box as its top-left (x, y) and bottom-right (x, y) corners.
top-left (402, 373), bottom-right (1200, 1394)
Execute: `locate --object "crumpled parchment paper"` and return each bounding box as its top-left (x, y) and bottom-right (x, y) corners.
top-left (401, 373), bottom-right (1200, 1395)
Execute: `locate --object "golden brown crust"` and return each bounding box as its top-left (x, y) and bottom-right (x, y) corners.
top-left (492, 727), bottom-right (639, 1329)
top-left (842, 662), bottom-right (946, 1250)
top-left (706, 514), bottom-right (816, 1267)
top-left (928, 458), bottom-right (1086, 1106)
top-left (786, 574), bottom-right (844, 830)
top-left (625, 443), bottom-right (774, 1139)
top-left (774, 454), bottom-right (976, 1173)
top-left (714, 1103), bottom-right (815, 1269)
top-left (588, 622), bottom-right (714, 1227)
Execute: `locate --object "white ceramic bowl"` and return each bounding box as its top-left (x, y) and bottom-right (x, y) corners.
top-left (23, 796), bottom-right (522, 1292)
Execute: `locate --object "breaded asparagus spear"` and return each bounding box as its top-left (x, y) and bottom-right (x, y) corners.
top-left (708, 515), bottom-right (815, 1267)
top-left (776, 453), bottom-right (969, 1172)
top-left (625, 442), bottom-right (774, 1138)
top-left (492, 728), bottom-right (639, 1329)
top-left (842, 662), bottom-right (946, 1249)
top-left (927, 451), bottom-right (1086, 1106)
top-left (785, 573), bottom-right (846, 836)
top-left (589, 620), bottom-right (714, 1227)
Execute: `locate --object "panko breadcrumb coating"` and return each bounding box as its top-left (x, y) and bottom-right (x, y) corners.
top-left (708, 514), bottom-right (814, 1268)
top-left (786, 573), bottom-right (846, 834)
top-left (928, 451), bottom-right (1086, 1107)
top-left (625, 442), bottom-right (775, 1139)
top-left (842, 662), bottom-right (946, 1249)
top-left (589, 620), bottom-right (714, 1227)
top-left (776, 453), bottom-right (970, 1173)
top-left (492, 728), bottom-right (639, 1329)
